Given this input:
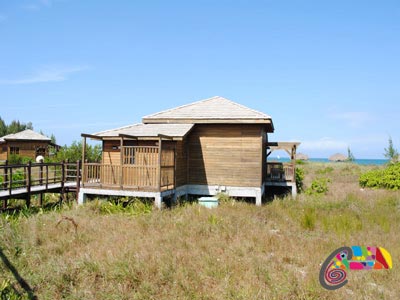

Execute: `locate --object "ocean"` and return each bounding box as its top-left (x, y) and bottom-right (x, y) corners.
top-left (269, 157), bottom-right (388, 165)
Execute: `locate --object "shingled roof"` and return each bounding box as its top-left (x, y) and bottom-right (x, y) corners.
top-left (0, 129), bottom-right (51, 142)
top-left (92, 123), bottom-right (194, 139)
top-left (142, 96), bottom-right (274, 130)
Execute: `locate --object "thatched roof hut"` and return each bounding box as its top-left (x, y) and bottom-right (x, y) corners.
top-left (296, 153), bottom-right (309, 161)
top-left (329, 153), bottom-right (347, 162)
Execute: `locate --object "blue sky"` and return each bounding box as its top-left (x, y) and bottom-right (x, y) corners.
top-left (1, 0), bottom-right (399, 158)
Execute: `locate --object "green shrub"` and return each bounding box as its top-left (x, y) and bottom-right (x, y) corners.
top-left (11, 170), bottom-right (25, 188)
top-left (316, 166), bottom-right (334, 175)
top-left (301, 207), bottom-right (316, 230)
top-left (216, 192), bottom-right (233, 203)
top-left (295, 167), bottom-right (304, 193)
top-left (305, 177), bottom-right (330, 195)
top-left (92, 198), bottom-right (153, 216)
top-left (7, 155), bottom-right (33, 165)
top-left (0, 279), bottom-right (24, 300)
top-left (359, 163), bottom-right (400, 190)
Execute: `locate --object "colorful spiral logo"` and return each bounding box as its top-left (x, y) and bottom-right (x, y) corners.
top-left (319, 246), bottom-right (392, 290)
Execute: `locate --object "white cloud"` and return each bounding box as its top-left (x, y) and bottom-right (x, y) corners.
top-left (330, 111), bottom-right (374, 128)
top-left (0, 65), bottom-right (89, 85)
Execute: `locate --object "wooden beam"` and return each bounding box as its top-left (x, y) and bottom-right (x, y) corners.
top-left (157, 134), bottom-right (173, 140)
top-left (81, 133), bottom-right (102, 140)
top-left (118, 134), bottom-right (138, 140)
top-left (81, 136), bottom-right (86, 184)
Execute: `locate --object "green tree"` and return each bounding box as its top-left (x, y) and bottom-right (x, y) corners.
top-left (0, 117), bottom-right (6, 136)
top-left (55, 140), bottom-right (101, 162)
top-left (347, 147), bottom-right (355, 162)
top-left (384, 136), bottom-right (399, 163)
top-left (50, 133), bottom-right (57, 144)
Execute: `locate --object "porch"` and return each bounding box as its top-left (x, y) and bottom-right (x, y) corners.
top-left (265, 142), bottom-right (300, 198)
top-left (81, 134), bottom-right (176, 193)
top-left (266, 162), bottom-right (295, 182)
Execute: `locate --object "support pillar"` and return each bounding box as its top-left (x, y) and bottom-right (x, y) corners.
top-left (154, 193), bottom-right (162, 209)
top-left (291, 184), bottom-right (297, 199)
top-left (255, 188), bottom-right (262, 206)
top-left (78, 190), bottom-right (86, 205)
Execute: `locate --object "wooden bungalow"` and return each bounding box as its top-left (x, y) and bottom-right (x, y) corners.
top-left (0, 129), bottom-right (59, 162)
top-left (79, 96), bottom-right (299, 207)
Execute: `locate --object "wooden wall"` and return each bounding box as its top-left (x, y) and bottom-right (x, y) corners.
top-left (102, 140), bottom-right (159, 165)
top-left (102, 140), bottom-right (122, 165)
top-left (0, 141), bottom-right (50, 160)
top-left (0, 144), bottom-right (7, 160)
top-left (187, 124), bottom-right (264, 187)
top-left (175, 140), bottom-right (187, 187)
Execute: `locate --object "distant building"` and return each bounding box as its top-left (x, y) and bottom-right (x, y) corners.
top-left (0, 129), bottom-right (59, 161)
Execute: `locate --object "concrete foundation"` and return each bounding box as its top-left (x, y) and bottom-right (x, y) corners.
top-left (78, 184), bottom-right (266, 208)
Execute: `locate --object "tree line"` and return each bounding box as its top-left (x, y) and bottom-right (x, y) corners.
top-left (0, 117), bottom-right (33, 136)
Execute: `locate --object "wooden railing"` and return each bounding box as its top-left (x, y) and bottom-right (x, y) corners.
top-left (266, 162), bottom-right (295, 182)
top-left (83, 163), bottom-right (171, 190)
top-left (0, 161), bottom-right (81, 208)
top-left (82, 146), bottom-right (175, 191)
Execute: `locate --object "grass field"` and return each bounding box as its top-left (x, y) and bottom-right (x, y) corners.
top-left (1, 162), bottom-right (399, 299)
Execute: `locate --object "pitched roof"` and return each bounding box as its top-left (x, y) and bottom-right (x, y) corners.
top-left (0, 129), bottom-right (51, 142)
top-left (93, 123), bottom-right (194, 139)
top-left (329, 153), bottom-right (347, 162)
top-left (142, 96), bottom-right (273, 129)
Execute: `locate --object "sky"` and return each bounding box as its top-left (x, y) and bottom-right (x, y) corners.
top-left (1, 0), bottom-right (399, 159)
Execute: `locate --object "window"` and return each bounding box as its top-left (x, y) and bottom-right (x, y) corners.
top-left (36, 147), bottom-right (46, 156)
top-left (123, 147), bottom-right (135, 164)
top-left (10, 147), bottom-right (19, 155)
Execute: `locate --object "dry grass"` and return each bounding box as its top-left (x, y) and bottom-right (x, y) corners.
top-left (1, 162), bottom-right (399, 299)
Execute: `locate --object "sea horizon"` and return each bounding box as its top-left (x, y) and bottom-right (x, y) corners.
top-left (269, 157), bottom-right (389, 165)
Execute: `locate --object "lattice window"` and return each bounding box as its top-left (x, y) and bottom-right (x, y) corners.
top-left (36, 147), bottom-right (46, 156)
top-left (10, 146), bottom-right (19, 155)
top-left (123, 147), bottom-right (135, 164)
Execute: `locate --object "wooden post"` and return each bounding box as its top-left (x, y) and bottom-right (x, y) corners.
top-left (9, 165), bottom-right (12, 197)
top-left (39, 162), bottom-right (43, 185)
top-left (81, 137), bottom-right (86, 185)
top-left (75, 160), bottom-right (81, 203)
top-left (174, 144), bottom-right (177, 189)
top-left (45, 164), bottom-right (49, 189)
top-left (27, 161), bottom-right (31, 207)
top-left (60, 160), bottom-right (65, 203)
top-left (3, 160), bottom-right (8, 210)
top-left (120, 136), bottom-right (123, 189)
top-left (158, 137), bottom-right (162, 191)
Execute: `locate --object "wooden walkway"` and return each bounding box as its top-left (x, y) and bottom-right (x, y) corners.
top-left (0, 161), bottom-right (81, 209)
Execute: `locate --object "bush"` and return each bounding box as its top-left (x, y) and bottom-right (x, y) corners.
top-left (10, 169), bottom-right (26, 188)
top-left (305, 177), bottom-right (330, 195)
top-left (301, 207), bottom-right (316, 230)
top-left (295, 167), bottom-right (304, 193)
top-left (316, 166), bottom-right (334, 175)
top-left (90, 198), bottom-right (153, 216)
top-left (7, 154), bottom-right (33, 165)
top-left (359, 162), bottom-right (400, 190)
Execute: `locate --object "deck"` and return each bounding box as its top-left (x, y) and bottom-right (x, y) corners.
top-left (0, 161), bottom-right (80, 209)
top-left (266, 162), bottom-right (295, 182)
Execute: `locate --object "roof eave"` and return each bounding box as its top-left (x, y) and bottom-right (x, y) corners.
top-left (100, 136), bottom-right (184, 141)
top-left (3, 138), bottom-right (51, 142)
top-left (142, 118), bottom-right (273, 124)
